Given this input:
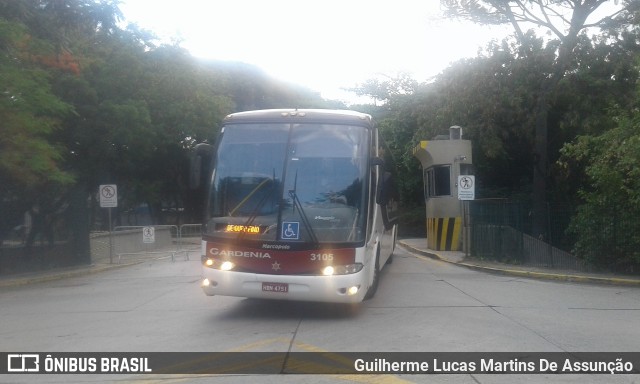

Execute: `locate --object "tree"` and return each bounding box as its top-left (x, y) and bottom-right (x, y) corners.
top-left (0, 0), bottom-right (121, 254)
top-left (0, 19), bottom-right (73, 190)
top-left (350, 72), bottom-right (418, 107)
top-left (1, 0), bottom-right (337, 271)
top-left (559, 104), bottom-right (640, 269)
top-left (441, 0), bottom-right (638, 238)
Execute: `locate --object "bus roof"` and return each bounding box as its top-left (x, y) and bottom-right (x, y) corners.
top-left (223, 109), bottom-right (374, 128)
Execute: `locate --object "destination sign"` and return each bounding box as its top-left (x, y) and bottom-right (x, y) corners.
top-left (225, 224), bottom-right (261, 234)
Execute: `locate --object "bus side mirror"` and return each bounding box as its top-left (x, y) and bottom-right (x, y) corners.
top-left (190, 143), bottom-right (214, 189)
top-left (370, 157), bottom-right (384, 203)
top-left (376, 171), bottom-right (392, 205)
top-left (376, 171), bottom-right (399, 229)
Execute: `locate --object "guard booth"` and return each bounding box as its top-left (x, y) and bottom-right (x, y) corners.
top-left (412, 126), bottom-right (473, 251)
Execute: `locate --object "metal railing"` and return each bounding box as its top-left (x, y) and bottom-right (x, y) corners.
top-left (90, 224), bottom-right (202, 264)
top-left (468, 200), bottom-right (595, 272)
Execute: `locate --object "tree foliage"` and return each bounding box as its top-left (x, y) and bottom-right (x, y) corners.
top-left (0, 0), bottom-right (333, 245)
top-left (0, 18), bottom-right (73, 190)
top-left (559, 105), bottom-right (640, 267)
top-left (352, 3), bottom-right (639, 257)
top-left (557, 4), bottom-right (640, 249)
top-left (440, 0), bottom-right (639, 237)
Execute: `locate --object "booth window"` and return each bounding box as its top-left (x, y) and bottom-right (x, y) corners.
top-left (423, 165), bottom-right (451, 199)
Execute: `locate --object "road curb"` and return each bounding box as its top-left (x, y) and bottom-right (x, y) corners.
top-left (0, 262), bottom-right (139, 289)
top-left (398, 241), bottom-right (640, 287)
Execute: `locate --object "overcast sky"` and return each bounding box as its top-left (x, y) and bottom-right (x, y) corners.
top-left (119, 0), bottom-right (512, 103)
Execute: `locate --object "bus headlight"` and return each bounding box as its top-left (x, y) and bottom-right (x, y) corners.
top-left (322, 266), bottom-right (335, 276)
top-left (322, 263), bottom-right (363, 276)
top-left (203, 258), bottom-right (235, 271)
top-left (220, 261), bottom-right (235, 271)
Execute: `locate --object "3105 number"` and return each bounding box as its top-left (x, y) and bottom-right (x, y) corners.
top-left (310, 253), bottom-right (333, 261)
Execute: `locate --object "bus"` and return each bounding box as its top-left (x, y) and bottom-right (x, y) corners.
top-left (191, 109), bottom-right (399, 303)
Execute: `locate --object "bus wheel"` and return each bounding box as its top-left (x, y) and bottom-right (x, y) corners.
top-left (364, 248), bottom-right (380, 300)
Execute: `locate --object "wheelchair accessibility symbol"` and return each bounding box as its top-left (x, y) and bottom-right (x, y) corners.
top-left (282, 222), bottom-right (300, 240)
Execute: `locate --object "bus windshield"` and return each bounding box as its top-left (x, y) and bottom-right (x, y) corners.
top-left (207, 123), bottom-right (370, 244)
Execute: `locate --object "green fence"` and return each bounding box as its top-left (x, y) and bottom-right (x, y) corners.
top-left (468, 200), bottom-right (597, 272)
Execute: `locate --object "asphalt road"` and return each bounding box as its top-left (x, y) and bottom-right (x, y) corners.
top-left (1, 245), bottom-right (639, 383)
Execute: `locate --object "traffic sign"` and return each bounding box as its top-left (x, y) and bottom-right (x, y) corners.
top-left (458, 176), bottom-right (475, 200)
top-left (142, 226), bottom-right (155, 244)
top-left (99, 184), bottom-right (118, 208)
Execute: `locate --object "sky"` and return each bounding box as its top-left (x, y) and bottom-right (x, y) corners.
top-left (118, 0), bottom-right (512, 104)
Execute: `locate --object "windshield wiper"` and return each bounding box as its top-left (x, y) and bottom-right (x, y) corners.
top-left (229, 177), bottom-right (272, 217)
top-left (288, 171), bottom-right (319, 244)
top-left (236, 170), bottom-right (277, 239)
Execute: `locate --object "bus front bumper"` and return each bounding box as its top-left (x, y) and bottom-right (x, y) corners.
top-left (200, 267), bottom-right (368, 303)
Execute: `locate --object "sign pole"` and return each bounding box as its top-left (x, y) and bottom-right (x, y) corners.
top-left (99, 184), bottom-right (118, 264)
top-left (464, 200), bottom-right (470, 258)
top-left (108, 207), bottom-right (113, 264)
top-left (457, 176), bottom-right (475, 258)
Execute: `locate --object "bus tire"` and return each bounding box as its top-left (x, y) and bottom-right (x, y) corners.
top-left (364, 247), bottom-right (380, 300)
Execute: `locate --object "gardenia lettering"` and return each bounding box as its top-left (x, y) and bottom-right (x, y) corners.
top-left (209, 248), bottom-right (271, 258)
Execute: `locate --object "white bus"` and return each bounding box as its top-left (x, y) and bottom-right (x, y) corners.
top-left (191, 109), bottom-right (399, 303)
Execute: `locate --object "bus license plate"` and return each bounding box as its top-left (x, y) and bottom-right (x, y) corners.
top-left (262, 282), bottom-right (288, 293)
